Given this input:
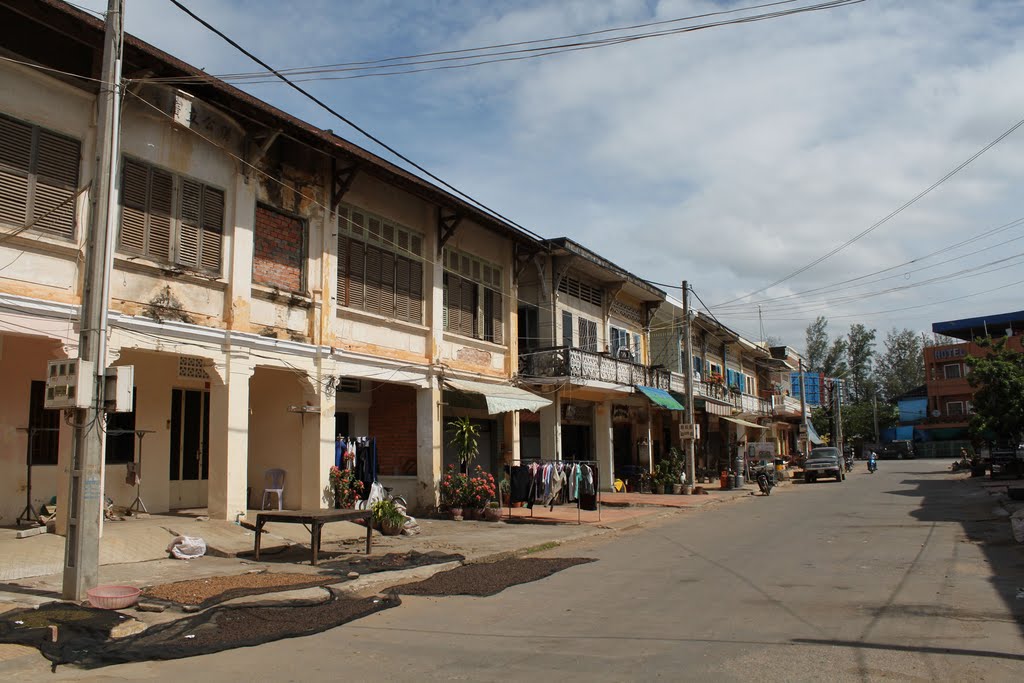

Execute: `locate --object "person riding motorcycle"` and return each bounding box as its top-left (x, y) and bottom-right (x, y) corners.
top-left (868, 450), bottom-right (878, 473)
top-left (843, 453), bottom-right (853, 473)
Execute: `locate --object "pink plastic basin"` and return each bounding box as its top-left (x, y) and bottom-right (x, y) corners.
top-left (86, 585), bottom-right (141, 610)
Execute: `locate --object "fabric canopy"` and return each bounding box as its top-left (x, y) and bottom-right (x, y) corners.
top-left (635, 385), bottom-right (686, 411)
top-left (444, 378), bottom-right (551, 415)
top-left (720, 415), bottom-right (767, 429)
top-left (805, 418), bottom-right (825, 445)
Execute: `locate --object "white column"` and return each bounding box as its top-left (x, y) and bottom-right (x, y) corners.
top-left (539, 390), bottom-right (562, 460)
top-left (502, 411), bottom-right (520, 465)
top-left (300, 364), bottom-right (335, 509)
top-left (416, 378), bottom-right (442, 512)
top-left (226, 172), bottom-right (256, 330)
top-left (595, 400), bottom-right (614, 490)
top-left (208, 352), bottom-right (254, 521)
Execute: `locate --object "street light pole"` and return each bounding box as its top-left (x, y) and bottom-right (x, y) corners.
top-left (63, 0), bottom-right (125, 601)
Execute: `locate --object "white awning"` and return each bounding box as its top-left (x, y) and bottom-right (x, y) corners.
top-left (720, 415), bottom-right (768, 430)
top-left (444, 378), bottom-right (551, 415)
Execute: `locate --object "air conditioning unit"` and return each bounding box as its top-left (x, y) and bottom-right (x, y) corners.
top-left (44, 359), bottom-right (95, 409)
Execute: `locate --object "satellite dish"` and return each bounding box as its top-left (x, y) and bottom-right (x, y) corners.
top-left (931, 409), bottom-right (941, 418)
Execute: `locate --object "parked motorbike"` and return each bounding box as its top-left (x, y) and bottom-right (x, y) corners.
top-left (755, 468), bottom-right (774, 496)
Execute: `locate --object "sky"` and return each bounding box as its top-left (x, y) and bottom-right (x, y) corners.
top-left (79, 0), bottom-right (1024, 351)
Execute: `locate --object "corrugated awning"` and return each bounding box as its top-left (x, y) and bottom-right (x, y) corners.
top-left (444, 378), bottom-right (551, 415)
top-left (635, 385), bottom-right (686, 411)
top-left (720, 415), bottom-right (767, 429)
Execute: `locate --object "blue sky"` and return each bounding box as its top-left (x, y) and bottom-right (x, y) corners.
top-left (82, 0), bottom-right (1024, 349)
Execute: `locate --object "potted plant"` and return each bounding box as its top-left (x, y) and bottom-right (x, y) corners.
top-left (484, 501), bottom-right (502, 522)
top-left (498, 476), bottom-right (511, 506)
top-left (329, 466), bottom-right (364, 509)
top-left (371, 499), bottom-right (405, 536)
top-left (448, 416), bottom-right (480, 473)
top-left (466, 466), bottom-right (496, 518)
top-left (440, 465), bottom-right (468, 520)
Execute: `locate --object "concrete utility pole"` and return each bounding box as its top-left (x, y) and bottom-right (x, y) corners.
top-left (835, 380), bottom-right (843, 454)
top-left (682, 281), bottom-right (696, 489)
top-left (798, 358), bottom-right (808, 458)
top-left (64, 0), bottom-right (125, 601)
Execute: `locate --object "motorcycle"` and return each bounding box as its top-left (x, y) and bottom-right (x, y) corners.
top-left (843, 456), bottom-right (853, 473)
top-left (868, 455), bottom-right (877, 473)
top-left (755, 467), bottom-right (774, 496)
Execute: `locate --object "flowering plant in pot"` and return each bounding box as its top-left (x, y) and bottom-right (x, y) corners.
top-left (440, 465), bottom-right (469, 519)
top-left (329, 466), bottom-right (364, 508)
top-left (466, 466), bottom-right (496, 517)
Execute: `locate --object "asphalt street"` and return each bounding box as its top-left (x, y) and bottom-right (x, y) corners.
top-left (21, 460), bottom-right (1024, 681)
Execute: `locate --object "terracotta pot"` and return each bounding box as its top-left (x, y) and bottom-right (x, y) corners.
top-left (381, 518), bottom-right (404, 536)
top-left (655, 483), bottom-right (666, 495)
top-left (672, 484), bottom-right (683, 495)
top-left (512, 501), bottom-right (524, 508)
top-left (484, 507), bottom-right (502, 522)
top-left (450, 507), bottom-right (463, 521)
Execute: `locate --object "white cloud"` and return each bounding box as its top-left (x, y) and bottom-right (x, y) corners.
top-left (79, 0), bottom-right (1024, 345)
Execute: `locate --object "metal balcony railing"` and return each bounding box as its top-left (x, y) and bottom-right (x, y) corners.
top-left (519, 346), bottom-right (671, 388)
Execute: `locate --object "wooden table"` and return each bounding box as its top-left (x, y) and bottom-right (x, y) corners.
top-left (253, 509), bottom-right (373, 566)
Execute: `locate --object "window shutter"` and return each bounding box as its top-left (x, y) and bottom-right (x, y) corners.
top-left (408, 259), bottom-right (423, 324)
top-left (178, 179), bottom-right (201, 268)
top-left (379, 250), bottom-right (395, 317)
top-left (347, 238), bottom-right (365, 309)
top-left (562, 311), bottom-right (573, 348)
top-left (443, 272), bottom-right (451, 330)
top-left (119, 159), bottom-right (148, 254)
top-left (31, 129), bottom-right (79, 239)
top-left (147, 167), bottom-right (173, 260)
top-left (0, 116), bottom-right (34, 230)
top-left (364, 244), bottom-right (381, 315)
top-left (395, 256), bottom-right (410, 321)
top-left (337, 234), bottom-right (349, 307)
top-left (486, 288), bottom-right (503, 345)
top-left (459, 275), bottom-right (475, 337)
top-left (199, 186), bottom-right (223, 273)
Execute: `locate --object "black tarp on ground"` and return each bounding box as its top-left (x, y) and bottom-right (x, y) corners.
top-left (394, 557), bottom-right (596, 597)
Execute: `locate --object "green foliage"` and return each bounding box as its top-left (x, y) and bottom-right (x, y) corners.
top-left (371, 499), bottom-right (405, 527)
top-left (805, 316), bottom-right (829, 372)
top-left (966, 336), bottom-right (1024, 444)
top-left (447, 416), bottom-right (480, 468)
top-left (875, 328), bottom-right (925, 402)
top-left (655, 447), bottom-right (686, 486)
top-left (842, 399), bottom-right (897, 441)
top-left (845, 324), bottom-right (877, 402)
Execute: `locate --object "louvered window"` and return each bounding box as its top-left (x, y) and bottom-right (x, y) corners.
top-left (337, 204), bottom-right (423, 324)
top-left (118, 157), bottom-right (223, 274)
top-left (557, 275), bottom-right (603, 307)
top-left (442, 246), bottom-right (505, 344)
top-left (0, 113), bottom-right (81, 240)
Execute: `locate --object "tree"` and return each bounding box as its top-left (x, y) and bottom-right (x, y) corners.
top-left (875, 328), bottom-right (924, 402)
top-left (805, 316), bottom-right (829, 372)
top-left (845, 323), bottom-right (876, 402)
top-left (805, 315), bottom-right (848, 373)
top-left (966, 337), bottom-right (1024, 445)
top-left (842, 398), bottom-right (897, 442)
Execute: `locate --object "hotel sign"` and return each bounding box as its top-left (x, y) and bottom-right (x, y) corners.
top-left (934, 347), bottom-right (966, 361)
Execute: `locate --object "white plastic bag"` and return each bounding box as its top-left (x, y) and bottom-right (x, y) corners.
top-left (167, 535), bottom-right (207, 560)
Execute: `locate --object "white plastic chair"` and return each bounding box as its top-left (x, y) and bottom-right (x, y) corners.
top-left (262, 468), bottom-right (286, 510)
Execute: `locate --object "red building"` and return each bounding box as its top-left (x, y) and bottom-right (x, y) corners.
top-left (922, 311), bottom-right (1024, 441)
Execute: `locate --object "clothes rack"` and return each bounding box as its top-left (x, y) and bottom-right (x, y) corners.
top-left (335, 435), bottom-right (378, 494)
top-left (506, 458), bottom-right (601, 525)
top-left (15, 426), bottom-right (59, 527)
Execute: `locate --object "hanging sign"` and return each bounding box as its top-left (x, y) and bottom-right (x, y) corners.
top-left (679, 423), bottom-right (700, 440)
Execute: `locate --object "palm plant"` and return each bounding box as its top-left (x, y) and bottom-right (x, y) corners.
top-left (447, 416), bottom-right (480, 473)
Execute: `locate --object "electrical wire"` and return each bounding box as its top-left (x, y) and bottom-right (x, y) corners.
top-left (715, 113), bottom-right (1024, 307)
top-left (167, 0), bottom-right (547, 244)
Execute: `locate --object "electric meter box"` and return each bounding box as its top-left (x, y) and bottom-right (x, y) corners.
top-left (104, 365), bottom-right (134, 412)
top-left (45, 359), bottom-right (95, 409)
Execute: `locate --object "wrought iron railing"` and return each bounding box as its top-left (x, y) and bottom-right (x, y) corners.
top-left (519, 347), bottom-right (670, 388)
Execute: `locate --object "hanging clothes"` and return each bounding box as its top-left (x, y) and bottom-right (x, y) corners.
top-left (510, 465), bottom-right (533, 506)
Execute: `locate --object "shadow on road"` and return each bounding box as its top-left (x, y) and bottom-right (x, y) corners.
top-left (891, 474), bottom-right (1024, 638)
top-left (792, 637), bottom-right (1024, 662)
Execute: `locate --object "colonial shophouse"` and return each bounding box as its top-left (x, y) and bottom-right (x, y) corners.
top-left (0, 0), bottom-right (550, 525)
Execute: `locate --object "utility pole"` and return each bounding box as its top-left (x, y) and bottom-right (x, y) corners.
top-left (682, 281), bottom-right (696, 490)
top-left (835, 379), bottom-right (843, 454)
top-left (798, 358), bottom-right (808, 458)
top-left (63, 0), bottom-right (125, 601)
top-left (872, 392), bottom-right (880, 445)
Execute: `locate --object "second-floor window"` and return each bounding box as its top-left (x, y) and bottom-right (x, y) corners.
top-left (562, 311), bottom-right (573, 347)
top-left (726, 369), bottom-right (745, 392)
top-left (577, 318), bottom-right (598, 352)
top-left (943, 363), bottom-right (961, 379)
top-left (337, 205), bottom-right (424, 324)
top-left (0, 113), bottom-right (81, 240)
top-left (946, 401), bottom-right (964, 416)
top-left (118, 158), bottom-right (224, 273)
top-left (253, 204), bottom-right (305, 292)
top-left (443, 247), bottom-right (503, 343)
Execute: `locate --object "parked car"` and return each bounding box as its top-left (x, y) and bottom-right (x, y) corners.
top-left (990, 445), bottom-right (1024, 479)
top-left (803, 447), bottom-right (844, 483)
top-left (878, 440), bottom-right (915, 460)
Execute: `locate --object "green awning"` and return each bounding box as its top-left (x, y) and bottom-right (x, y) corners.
top-left (635, 385), bottom-right (686, 411)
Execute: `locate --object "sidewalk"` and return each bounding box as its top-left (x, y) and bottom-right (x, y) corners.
top-left (0, 485), bottom-right (770, 672)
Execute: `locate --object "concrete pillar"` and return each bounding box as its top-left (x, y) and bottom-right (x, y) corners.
top-left (642, 411), bottom-right (654, 472)
top-left (539, 391), bottom-right (562, 460)
top-left (595, 400), bottom-right (614, 490)
top-left (300, 366), bottom-right (336, 510)
top-left (502, 411), bottom-right (520, 465)
top-left (225, 172), bottom-right (256, 330)
top-left (416, 378), bottom-right (442, 512)
top-left (208, 352), bottom-right (254, 520)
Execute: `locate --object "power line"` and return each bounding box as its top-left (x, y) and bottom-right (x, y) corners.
top-left (166, 0), bottom-right (547, 244)
top-left (147, 1), bottom-right (863, 86)
top-left (715, 113), bottom-right (1024, 307)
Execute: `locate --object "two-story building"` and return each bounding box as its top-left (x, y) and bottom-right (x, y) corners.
top-left (0, 0), bottom-right (550, 525)
top-left (922, 310), bottom-right (1024, 442)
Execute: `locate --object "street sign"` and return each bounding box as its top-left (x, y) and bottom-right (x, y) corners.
top-left (679, 423), bottom-right (700, 440)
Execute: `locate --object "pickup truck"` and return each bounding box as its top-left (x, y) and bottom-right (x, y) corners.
top-left (803, 447), bottom-right (844, 483)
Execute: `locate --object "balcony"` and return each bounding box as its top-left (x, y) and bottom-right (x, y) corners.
top-left (519, 346), bottom-right (670, 388)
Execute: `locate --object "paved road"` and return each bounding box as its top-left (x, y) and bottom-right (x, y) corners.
top-left (19, 460), bottom-right (1024, 681)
